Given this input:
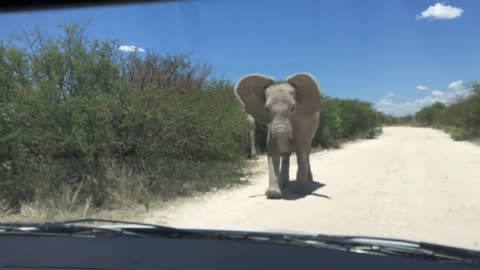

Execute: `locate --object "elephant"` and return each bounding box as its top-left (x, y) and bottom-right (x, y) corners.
top-left (246, 113), bottom-right (258, 159)
top-left (234, 73), bottom-right (321, 199)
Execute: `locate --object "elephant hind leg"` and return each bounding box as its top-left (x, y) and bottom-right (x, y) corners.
top-left (280, 153), bottom-right (290, 188)
top-left (295, 151), bottom-right (312, 195)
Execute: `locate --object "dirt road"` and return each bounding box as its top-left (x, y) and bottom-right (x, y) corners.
top-left (143, 127), bottom-right (480, 250)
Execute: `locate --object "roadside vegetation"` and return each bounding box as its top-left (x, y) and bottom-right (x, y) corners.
top-left (415, 84), bottom-right (480, 141)
top-left (0, 24), bottom-right (382, 220)
top-left (378, 114), bottom-right (415, 126)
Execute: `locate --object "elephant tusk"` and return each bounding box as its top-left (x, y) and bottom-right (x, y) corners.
top-left (279, 157), bottom-right (283, 172)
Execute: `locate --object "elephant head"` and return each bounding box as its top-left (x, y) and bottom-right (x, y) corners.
top-left (234, 73), bottom-right (321, 153)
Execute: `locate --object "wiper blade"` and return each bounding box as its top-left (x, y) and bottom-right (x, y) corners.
top-left (62, 218), bottom-right (206, 237)
top-left (62, 218), bottom-right (171, 228)
top-left (0, 218), bottom-right (208, 238)
top-left (194, 231), bottom-right (480, 266)
top-left (0, 222), bottom-right (146, 238)
top-left (293, 234), bottom-right (480, 266)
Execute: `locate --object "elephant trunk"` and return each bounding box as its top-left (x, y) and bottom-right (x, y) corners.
top-left (275, 133), bottom-right (290, 153)
top-left (271, 117), bottom-right (292, 154)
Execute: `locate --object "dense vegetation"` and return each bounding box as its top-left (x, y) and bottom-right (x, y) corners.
top-left (0, 24), bottom-right (382, 217)
top-left (314, 97), bottom-right (382, 148)
top-left (415, 84), bottom-right (480, 141)
top-left (378, 114), bottom-right (415, 126)
top-left (0, 25), bottom-right (249, 215)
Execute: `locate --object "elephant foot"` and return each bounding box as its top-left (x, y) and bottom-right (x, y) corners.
top-left (295, 181), bottom-right (311, 195)
top-left (265, 186), bottom-right (283, 199)
top-left (281, 178), bottom-right (289, 188)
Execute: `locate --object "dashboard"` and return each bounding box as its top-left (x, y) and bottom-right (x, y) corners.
top-left (0, 235), bottom-right (474, 270)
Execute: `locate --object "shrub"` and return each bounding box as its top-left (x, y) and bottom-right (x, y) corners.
top-left (313, 97), bottom-right (381, 148)
top-left (0, 24), bottom-right (248, 210)
top-left (414, 84), bottom-right (480, 140)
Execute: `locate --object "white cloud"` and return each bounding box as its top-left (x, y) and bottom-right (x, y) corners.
top-left (376, 81), bottom-right (472, 116)
top-left (119, 45), bottom-right (145, 53)
top-left (431, 90), bottom-right (444, 97)
top-left (449, 88), bottom-right (471, 102)
top-left (416, 85), bottom-right (429, 91)
top-left (448, 80), bottom-right (464, 91)
top-left (377, 93), bottom-right (394, 105)
top-left (375, 96), bottom-right (419, 117)
top-left (416, 3), bottom-right (463, 20)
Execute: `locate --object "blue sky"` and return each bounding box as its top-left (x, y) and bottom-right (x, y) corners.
top-left (1, 0), bottom-right (479, 116)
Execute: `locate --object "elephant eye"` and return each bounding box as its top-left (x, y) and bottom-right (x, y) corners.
top-left (291, 105), bottom-right (296, 112)
top-left (265, 106), bottom-right (271, 112)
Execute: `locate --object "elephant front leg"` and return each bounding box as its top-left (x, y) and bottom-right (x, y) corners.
top-left (266, 152), bottom-right (282, 199)
top-left (249, 127), bottom-right (257, 159)
top-left (265, 131), bottom-right (282, 199)
top-left (295, 152), bottom-right (311, 195)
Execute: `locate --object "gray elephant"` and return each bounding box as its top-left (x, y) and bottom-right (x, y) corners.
top-left (234, 73), bottom-right (321, 199)
top-left (246, 114), bottom-right (258, 159)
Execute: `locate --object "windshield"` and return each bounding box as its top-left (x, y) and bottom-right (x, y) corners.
top-left (0, 0), bottom-right (479, 251)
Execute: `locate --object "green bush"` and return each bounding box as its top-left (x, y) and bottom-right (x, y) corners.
top-left (313, 97), bottom-right (381, 148)
top-left (314, 96), bottom-right (342, 148)
top-left (414, 84), bottom-right (480, 140)
top-left (448, 127), bottom-right (473, 141)
top-left (378, 113), bottom-right (414, 126)
top-left (415, 102), bottom-right (446, 126)
top-left (0, 24), bottom-right (248, 210)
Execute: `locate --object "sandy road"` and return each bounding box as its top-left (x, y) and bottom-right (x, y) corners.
top-left (143, 127), bottom-right (480, 250)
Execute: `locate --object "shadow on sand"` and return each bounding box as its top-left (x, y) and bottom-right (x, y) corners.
top-left (282, 180), bottom-right (330, 200)
top-left (249, 180), bottom-right (331, 200)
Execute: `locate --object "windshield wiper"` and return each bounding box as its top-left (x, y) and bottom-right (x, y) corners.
top-left (62, 218), bottom-right (209, 237)
top-left (166, 229), bottom-right (480, 266)
top-left (220, 232), bottom-right (480, 267)
top-left (0, 218), bottom-right (207, 238)
top-left (317, 236), bottom-right (480, 266)
top-left (0, 222), bottom-right (147, 238)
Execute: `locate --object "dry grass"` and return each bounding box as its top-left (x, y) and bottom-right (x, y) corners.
top-left (0, 202), bottom-right (151, 224)
top-left (0, 160), bottom-right (250, 224)
top-left (0, 193), bottom-right (151, 224)
top-left (0, 184), bottom-right (95, 223)
top-left (0, 168), bottom-right (148, 223)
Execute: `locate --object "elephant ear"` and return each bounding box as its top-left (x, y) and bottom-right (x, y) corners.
top-left (287, 72), bottom-right (322, 117)
top-left (234, 74), bottom-right (275, 124)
